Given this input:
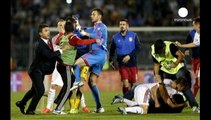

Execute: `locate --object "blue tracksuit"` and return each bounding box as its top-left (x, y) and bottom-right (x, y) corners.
top-left (109, 31), bottom-right (141, 67)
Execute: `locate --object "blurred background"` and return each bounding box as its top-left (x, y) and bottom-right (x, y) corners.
top-left (10, 0), bottom-right (200, 92)
top-left (11, 0), bottom-right (200, 71)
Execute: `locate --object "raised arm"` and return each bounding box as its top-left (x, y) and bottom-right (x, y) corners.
top-left (69, 35), bottom-right (97, 46)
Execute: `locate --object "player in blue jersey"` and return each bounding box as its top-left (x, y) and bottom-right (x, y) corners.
top-left (70, 8), bottom-right (107, 113)
top-left (109, 18), bottom-right (141, 95)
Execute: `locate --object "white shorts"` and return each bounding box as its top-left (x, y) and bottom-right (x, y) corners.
top-left (51, 67), bottom-right (63, 87)
top-left (134, 84), bottom-right (151, 106)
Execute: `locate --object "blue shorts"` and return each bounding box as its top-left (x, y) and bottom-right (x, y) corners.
top-left (82, 48), bottom-right (107, 75)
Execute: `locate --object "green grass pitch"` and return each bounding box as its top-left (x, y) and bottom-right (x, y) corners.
top-left (11, 90), bottom-right (200, 120)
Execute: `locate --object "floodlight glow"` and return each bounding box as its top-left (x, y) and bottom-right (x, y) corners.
top-left (66, 0), bottom-right (72, 4)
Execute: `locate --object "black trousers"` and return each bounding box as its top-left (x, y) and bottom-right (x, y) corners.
top-left (20, 69), bottom-right (45, 112)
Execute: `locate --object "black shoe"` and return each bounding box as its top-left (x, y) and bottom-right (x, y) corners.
top-left (25, 110), bottom-right (35, 115)
top-left (16, 101), bottom-right (25, 114)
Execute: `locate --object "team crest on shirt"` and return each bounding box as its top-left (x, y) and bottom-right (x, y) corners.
top-left (129, 37), bottom-right (133, 42)
top-left (118, 39), bottom-right (121, 42)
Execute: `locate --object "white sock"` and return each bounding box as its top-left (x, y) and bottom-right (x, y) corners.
top-left (123, 98), bottom-right (139, 107)
top-left (125, 106), bottom-right (144, 114)
top-left (46, 88), bottom-right (56, 109)
top-left (80, 94), bottom-right (86, 108)
top-left (61, 106), bottom-right (65, 111)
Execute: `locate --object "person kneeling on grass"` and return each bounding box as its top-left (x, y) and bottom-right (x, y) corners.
top-left (111, 77), bottom-right (187, 114)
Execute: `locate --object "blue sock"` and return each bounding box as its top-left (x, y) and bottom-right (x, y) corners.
top-left (90, 85), bottom-right (102, 109)
top-left (74, 65), bottom-right (81, 82)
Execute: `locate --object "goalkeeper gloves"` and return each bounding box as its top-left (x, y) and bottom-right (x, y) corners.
top-left (72, 15), bottom-right (81, 31)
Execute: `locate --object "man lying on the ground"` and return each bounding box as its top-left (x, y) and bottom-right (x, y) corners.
top-left (111, 77), bottom-right (187, 114)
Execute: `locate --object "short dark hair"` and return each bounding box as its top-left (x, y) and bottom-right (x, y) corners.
top-left (154, 39), bottom-right (165, 54)
top-left (120, 18), bottom-right (129, 24)
top-left (175, 77), bottom-right (188, 90)
top-left (56, 19), bottom-right (65, 24)
top-left (38, 24), bottom-right (49, 33)
top-left (172, 94), bottom-right (185, 104)
top-left (92, 8), bottom-right (104, 17)
top-left (193, 16), bottom-right (200, 24)
top-left (64, 17), bottom-right (76, 32)
top-left (65, 16), bottom-right (76, 23)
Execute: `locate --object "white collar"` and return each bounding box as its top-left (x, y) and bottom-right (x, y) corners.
top-left (41, 38), bottom-right (49, 44)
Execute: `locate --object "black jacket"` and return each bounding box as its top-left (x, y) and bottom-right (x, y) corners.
top-left (28, 38), bottom-right (61, 75)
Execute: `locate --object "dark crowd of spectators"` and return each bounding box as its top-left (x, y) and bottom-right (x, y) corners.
top-left (11, 0), bottom-right (199, 70)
